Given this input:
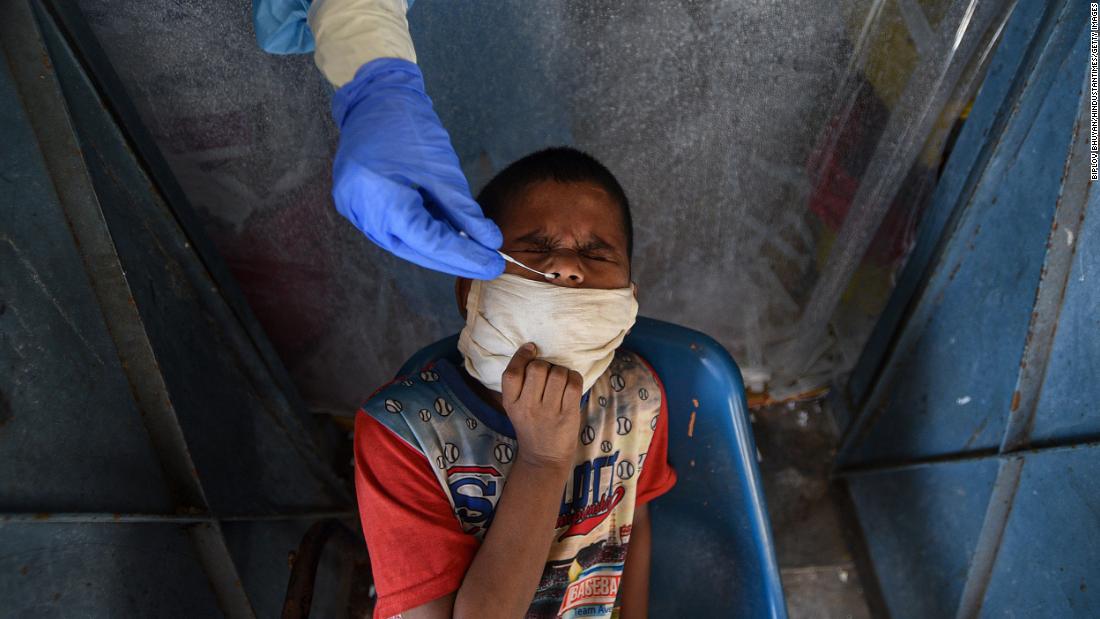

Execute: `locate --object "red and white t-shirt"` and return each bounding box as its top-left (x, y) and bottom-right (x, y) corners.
top-left (354, 347), bottom-right (677, 618)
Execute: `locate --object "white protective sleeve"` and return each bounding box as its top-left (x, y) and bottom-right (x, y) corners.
top-left (308, 0), bottom-right (416, 87)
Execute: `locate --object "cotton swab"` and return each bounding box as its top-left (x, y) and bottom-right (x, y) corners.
top-left (498, 250), bottom-right (558, 279)
top-left (457, 230), bottom-right (557, 279)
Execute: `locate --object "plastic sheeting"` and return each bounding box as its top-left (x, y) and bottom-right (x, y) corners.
top-left (836, 1), bottom-right (1097, 614)
top-left (73, 0), bottom-right (1010, 413)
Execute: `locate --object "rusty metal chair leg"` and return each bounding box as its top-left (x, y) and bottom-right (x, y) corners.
top-left (282, 519), bottom-right (373, 619)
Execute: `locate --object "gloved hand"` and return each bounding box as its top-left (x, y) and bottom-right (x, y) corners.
top-left (253, 0), bottom-right (314, 54)
top-left (331, 58), bottom-right (505, 279)
top-left (253, 0), bottom-right (502, 278)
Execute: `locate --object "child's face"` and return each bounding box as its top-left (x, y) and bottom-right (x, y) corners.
top-left (497, 179), bottom-right (632, 288)
top-left (455, 179), bottom-right (635, 316)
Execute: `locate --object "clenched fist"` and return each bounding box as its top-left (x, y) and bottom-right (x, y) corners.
top-left (501, 343), bottom-right (584, 470)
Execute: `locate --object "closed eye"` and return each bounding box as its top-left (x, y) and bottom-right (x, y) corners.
top-left (578, 241), bottom-right (616, 261)
top-left (510, 231), bottom-right (618, 262)
top-left (581, 251), bottom-right (611, 262)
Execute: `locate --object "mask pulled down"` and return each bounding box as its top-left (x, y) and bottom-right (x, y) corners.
top-left (457, 274), bottom-right (639, 394)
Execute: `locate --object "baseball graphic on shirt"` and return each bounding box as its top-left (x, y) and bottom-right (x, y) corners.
top-left (400, 379), bottom-right (414, 387)
top-left (639, 452), bottom-right (648, 468)
top-left (650, 414), bottom-right (659, 430)
top-left (434, 397), bottom-right (454, 417)
top-left (494, 443), bottom-right (514, 464)
top-left (610, 374), bottom-right (625, 392)
top-left (419, 369), bottom-right (439, 382)
top-left (580, 425), bottom-right (596, 445)
top-left (443, 442), bottom-right (460, 463)
top-left (638, 387), bottom-right (649, 400)
top-left (418, 408), bottom-right (431, 422)
top-left (616, 416), bottom-right (632, 435)
top-left (600, 440), bottom-right (612, 453)
top-left (384, 398), bottom-right (403, 413)
top-left (436, 455), bottom-right (446, 469)
top-left (598, 395), bottom-right (608, 407)
top-left (465, 418), bottom-right (478, 430)
top-left (617, 460), bottom-right (635, 480)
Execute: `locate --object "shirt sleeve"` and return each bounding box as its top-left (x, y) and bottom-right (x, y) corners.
top-left (633, 355), bottom-right (678, 505)
top-left (354, 412), bottom-right (478, 618)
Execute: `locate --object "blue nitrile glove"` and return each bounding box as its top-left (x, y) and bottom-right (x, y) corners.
top-left (331, 58), bottom-right (505, 279)
top-left (253, 0), bottom-right (315, 54)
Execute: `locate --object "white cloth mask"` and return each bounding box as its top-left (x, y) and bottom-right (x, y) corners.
top-left (457, 273), bottom-right (639, 394)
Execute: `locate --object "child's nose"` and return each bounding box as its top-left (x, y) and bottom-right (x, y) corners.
top-left (546, 252), bottom-right (585, 286)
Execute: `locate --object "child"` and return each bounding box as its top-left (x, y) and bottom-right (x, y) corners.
top-left (354, 147), bottom-right (676, 618)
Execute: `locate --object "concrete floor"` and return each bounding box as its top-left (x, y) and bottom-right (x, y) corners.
top-left (751, 397), bottom-right (875, 619)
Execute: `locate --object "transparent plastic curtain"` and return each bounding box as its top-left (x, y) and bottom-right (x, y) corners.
top-left (74, 0), bottom-right (1012, 413)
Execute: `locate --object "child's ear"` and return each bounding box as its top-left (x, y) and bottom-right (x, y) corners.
top-left (454, 277), bottom-right (472, 320)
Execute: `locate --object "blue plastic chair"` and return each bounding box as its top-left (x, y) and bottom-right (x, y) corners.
top-left (395, 316), bottom-right (787, 618)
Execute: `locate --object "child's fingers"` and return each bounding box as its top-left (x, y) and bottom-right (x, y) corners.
top-left (519, 359), bottom-right (552, 406)
top-left (501, 342), bottom-right (537, 404)
top-left (543, 365), bottom-right (570, 407)
top-left (562, 370), bottom-right (583, 411)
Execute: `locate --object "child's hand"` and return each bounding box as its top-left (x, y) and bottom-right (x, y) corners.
top-left (501, 342), bottom-right (583, 470)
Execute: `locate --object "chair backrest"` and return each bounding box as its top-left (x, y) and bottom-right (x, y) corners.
top-left (395, 316), bottom-right (787, 618)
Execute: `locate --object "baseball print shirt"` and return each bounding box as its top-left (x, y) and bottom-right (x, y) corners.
top-left (354, 347), bottom-right (677, 618)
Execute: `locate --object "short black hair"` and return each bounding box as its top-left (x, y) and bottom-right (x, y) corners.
top-left (476, 147), bottom-right (634, 262)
